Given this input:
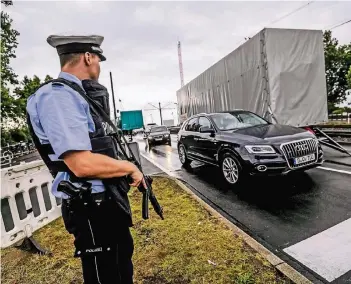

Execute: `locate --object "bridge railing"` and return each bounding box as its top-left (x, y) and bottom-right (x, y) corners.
top-left (328, 113), bottom-right (351, 124)
top-left (1, 141), bottom-right (36, 168)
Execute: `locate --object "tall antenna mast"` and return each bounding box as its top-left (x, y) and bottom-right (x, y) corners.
top-left (177, 40), bottom-right (184, 87)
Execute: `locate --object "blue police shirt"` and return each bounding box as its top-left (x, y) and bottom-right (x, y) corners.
top-left (26, 71), bottom-right (106, 199)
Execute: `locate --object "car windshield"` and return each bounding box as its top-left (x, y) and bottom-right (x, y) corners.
top-left (211, 112), bottom-right (268, 130)
top-left (150, 126), bottom-right (168, 133)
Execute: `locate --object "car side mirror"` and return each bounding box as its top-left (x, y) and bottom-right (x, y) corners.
top-left (199, 126), bottom-right (215, 134)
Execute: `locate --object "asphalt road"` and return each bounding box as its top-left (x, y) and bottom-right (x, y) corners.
top-left (136, 134), bottom-right (351, 284)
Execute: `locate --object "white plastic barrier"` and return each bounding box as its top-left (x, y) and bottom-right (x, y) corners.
top-left (0, 160), bottom-right (61, 249)
top-left (0, 141), bottom-right (141, 249)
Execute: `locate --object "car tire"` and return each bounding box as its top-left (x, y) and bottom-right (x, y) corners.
top-left (167, 140), bottom-right (172, 146)
top-left (178, 144), bottom-right (191, 166)
top-left (219, 152), bottom-right (242, 186)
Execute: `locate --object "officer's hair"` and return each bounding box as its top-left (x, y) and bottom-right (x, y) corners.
top-left (59, 53), bottom-right (82, 68)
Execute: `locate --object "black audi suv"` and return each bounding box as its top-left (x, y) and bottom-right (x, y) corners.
top-left (177, 110), bottom-right (324, 186)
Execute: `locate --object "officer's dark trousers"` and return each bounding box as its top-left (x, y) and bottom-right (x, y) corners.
top-left (62, 195), bottom-right (134, 284)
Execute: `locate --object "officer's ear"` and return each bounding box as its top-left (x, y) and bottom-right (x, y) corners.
top-left (84, 52), bottom-right (93, 66)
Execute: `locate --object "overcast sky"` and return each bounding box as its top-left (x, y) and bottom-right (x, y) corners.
top-left (5, 1), bottom-right (351, 124)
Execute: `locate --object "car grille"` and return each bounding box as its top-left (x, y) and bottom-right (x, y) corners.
top-left (280, 138), bottom-right (318, 169)
top-left (153, 135), bottom-right (163, 139)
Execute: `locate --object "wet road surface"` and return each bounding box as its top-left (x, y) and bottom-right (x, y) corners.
top-left (136, 134), bottom-right (351, 284)
top-left (323, 145), bottom-right (351, 167)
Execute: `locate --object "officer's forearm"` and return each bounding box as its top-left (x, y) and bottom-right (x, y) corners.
top-left (64, 150), bottom-right (137, 179)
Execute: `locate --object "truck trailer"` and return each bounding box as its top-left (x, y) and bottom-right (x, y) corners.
top-left (176, 28), bottom-right (328, 128)
top-left (120, 110), bottom-right (144, 141)
top-left (120, 110), bottom-right (144, 131)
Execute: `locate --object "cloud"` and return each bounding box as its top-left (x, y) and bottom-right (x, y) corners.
top-left (5, 1), bottom-right (351, 124)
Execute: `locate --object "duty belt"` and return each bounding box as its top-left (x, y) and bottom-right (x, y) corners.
top-left (63, 191), bottom-right (110, 204)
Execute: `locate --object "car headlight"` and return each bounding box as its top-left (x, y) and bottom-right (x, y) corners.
top-left (245, 145), bottom-right (275, 154)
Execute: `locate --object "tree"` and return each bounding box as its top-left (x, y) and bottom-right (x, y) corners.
top-left (1, 1), bottom-right (13, 6)
top-left (323, 30), bottom-right (351, 112)
top-left (347, 65), bottom-right (351, 90)
top-left (1, 0), bottom-right (20, 121)
top-left (13, 75), bottom-right (53, 120)
top-left (1, 75), bottom-right (53, 146)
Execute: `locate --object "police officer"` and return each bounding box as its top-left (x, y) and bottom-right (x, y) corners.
top-left (26, 35), bottom-right (145, 283)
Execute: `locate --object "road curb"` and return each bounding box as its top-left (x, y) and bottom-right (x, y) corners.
top-left (140, 153), bottom-right (312, 284)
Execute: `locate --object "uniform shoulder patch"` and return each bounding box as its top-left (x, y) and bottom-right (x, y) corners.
top-left (51, 82), bottom-right (65, 88)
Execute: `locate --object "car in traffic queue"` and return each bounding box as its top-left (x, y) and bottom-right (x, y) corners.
top-left (143, 123), bottom-right (157, 138)
top-left (147, 125), bottom-right (172, 146)
top-left (168, 123), bottom-right (183, 134)
top-left (177, 110), bottom-right (324, 186)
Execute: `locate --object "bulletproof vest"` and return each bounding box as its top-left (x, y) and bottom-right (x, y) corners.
top-left (26, 78), bottom-right (133, 225)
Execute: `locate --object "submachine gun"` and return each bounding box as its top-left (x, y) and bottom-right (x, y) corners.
top-left (113, 129), bottom-right (164, 220)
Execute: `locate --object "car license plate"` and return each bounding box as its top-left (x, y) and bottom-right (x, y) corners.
top-left (155, 138), bottom-right (162, 141)
top-left (294, 154), bottom-right (315, 165)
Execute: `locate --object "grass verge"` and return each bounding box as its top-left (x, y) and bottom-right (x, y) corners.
top-left (1, 177), bottom-right (291, 284)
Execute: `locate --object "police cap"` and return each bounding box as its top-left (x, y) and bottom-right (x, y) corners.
top-left (47, 35), bottom-right (106, 61)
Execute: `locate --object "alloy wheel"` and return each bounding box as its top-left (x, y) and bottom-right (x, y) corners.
top-left (222, 156), bottom-right (239, 184)
top-left (179, 146), bottom-right (186, 164)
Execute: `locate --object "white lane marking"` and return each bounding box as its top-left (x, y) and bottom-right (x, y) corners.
top-left (317, 166), bottom-right (351, 175)
top-left (284, 218), bottom-right (351, 282)
top-left (138, 139), bottom-right (181, 169)
top-left (140, 152), bottom-right (176, 177)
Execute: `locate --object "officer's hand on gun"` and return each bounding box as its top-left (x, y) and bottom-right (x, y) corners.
top-left (129, 165), bottom-right (147, 189)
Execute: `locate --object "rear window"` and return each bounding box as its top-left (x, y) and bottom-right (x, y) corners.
top-left (150, 126), bottom-right (168, 133)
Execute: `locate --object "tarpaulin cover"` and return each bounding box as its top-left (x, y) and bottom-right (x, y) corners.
top-left (176, 28), bottom-right (328, 127)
